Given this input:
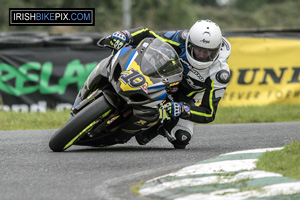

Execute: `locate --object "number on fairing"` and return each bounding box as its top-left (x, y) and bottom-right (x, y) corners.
top-left (120, 69), bottom-right (146, 88)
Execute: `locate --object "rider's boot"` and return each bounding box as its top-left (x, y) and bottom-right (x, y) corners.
top-left (135, 125), bottom-right (160, 145)
top-left (171, 129), bottom-right (191, 149)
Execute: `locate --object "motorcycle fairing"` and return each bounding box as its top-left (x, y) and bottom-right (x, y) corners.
top-left (74, 55), bottom-right (113, 105)
top-left (109, 38), bottom-right (183, 105)
top-left (119, 61), bottom-right (154, 93)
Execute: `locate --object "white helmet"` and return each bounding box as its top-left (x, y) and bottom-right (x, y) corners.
top-left (186, 20), bottom-right (222, 69)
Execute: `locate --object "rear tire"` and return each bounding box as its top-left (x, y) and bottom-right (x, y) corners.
top-left (49, 96), bottom-right (112, 152)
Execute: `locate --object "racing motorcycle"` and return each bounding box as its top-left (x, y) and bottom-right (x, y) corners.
top-left (49, 37), bottom-right (183, 152)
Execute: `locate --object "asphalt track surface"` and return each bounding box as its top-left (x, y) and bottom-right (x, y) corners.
top-left (1, 122), bottom-right (300, 200)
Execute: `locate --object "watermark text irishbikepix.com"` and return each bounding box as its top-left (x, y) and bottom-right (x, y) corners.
top-left (9, 8), bottom-right (95, 26)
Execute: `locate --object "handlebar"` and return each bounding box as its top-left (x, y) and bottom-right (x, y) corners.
top-left (96, 36), bottom-right (130, 52)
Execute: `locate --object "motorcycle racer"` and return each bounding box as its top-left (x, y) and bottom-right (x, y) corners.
top-left (108, 20), bottom-right (231, 149)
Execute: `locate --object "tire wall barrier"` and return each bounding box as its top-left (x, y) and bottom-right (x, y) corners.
top-left (0, 31), bottom-right (300, 112)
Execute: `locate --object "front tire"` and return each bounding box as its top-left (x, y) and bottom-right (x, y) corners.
top-left (49, 96), bottom-right (113, 152)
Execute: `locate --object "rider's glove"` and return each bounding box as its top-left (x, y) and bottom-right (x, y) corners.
top-left (164, 102), bottom-right (191, 118)
top-left (110, 31), bottom-right (130, 50)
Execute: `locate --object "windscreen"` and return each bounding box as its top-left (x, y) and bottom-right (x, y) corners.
top-left (141, 38), bottom-right (183, 78)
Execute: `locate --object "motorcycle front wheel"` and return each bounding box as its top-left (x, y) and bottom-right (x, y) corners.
top-left (49, 95), bottom-right (113, 152)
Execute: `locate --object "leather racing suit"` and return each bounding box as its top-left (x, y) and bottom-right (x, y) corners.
top-left (116, 27), bottom-right (231, 147)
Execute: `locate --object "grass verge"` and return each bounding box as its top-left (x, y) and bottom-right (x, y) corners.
top-left (1, 104), bottom-right (300, 130)
top-left (211, 104), bottom-right (300, 124)
top-left (130, 180), bottom-right (145, 195)
top-left (0, 110), bottom-right (70, 130)
top-left (256, 142), bottom-right (300, 180)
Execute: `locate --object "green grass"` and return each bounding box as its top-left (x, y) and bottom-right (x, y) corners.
top-left (1, 104), bottom-right (300, 130)
top-left (130, 180), bottom-right (145, 195)
top-left (212, 104), bottom-right (300, 124)
top-left (0, 110), bottom-right (70, 130)
top-left (256, 142), bottom-right (300, 180)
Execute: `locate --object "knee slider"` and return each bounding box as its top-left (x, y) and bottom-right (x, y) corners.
top-left (174, 130), bottom-right (191, 146)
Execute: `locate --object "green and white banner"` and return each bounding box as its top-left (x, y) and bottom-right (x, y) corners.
top-left (0, 47), bottom-right (110, 112)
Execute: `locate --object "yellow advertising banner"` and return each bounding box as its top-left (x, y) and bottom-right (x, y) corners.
top-left (220, 37), bottom-right (300, 106)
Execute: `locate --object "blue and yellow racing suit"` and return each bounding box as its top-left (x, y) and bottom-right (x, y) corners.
top-left (124, 27), bottom-right (231, 124)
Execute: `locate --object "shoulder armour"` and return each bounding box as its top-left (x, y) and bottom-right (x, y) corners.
top-left (178, 30), bottom-right (189, 44)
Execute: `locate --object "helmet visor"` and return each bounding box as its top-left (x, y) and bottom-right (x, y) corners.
top-left (187, 41), bottom-right (220, 63)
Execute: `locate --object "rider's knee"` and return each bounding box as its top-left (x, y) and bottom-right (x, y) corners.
top-left (172, 129), bottom-right (191, 149)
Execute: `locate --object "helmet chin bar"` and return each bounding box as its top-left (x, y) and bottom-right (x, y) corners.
top-left (190, 44), bottom-right (220, 62)
top-left (186, 53), bottom-right (213, 70)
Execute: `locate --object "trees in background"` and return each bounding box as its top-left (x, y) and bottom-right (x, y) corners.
top-left (1, 0), bottom-right (300, 33)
